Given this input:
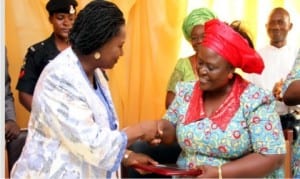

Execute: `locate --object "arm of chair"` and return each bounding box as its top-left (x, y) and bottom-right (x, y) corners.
top-left (283, 129), bottom-right (293, 178)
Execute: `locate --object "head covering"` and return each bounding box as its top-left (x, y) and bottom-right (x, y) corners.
top-left (202, 19), bottom-right (264, 74)
top-left (182, 8), bottom-right (217, 41)
top-left (46, 0), bottom-right (78, 15)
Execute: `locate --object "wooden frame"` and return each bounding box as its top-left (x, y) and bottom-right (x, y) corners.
top-left (284, 129), bottom-right (293, 178)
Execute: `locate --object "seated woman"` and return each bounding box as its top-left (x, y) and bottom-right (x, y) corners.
top-left (282, 49), bottom-right (300, 178)
top-left (157, 19), bottom-right (286, 178)
top-left (128, 8), bottom-right (216, 178)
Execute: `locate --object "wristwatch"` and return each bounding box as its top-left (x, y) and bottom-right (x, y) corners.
top-left (123, 150), bottom-right (133, 161)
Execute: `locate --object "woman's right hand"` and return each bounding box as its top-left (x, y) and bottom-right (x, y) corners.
top-left (272, 79), bottom-right (283, 101)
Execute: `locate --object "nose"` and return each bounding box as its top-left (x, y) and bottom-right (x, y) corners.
top-left (197, 65), bottom-right (208, 75)
top-left (63, 18), bottom-right (73, 27)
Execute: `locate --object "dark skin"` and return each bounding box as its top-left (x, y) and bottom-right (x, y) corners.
top-left (283, 80), bottom-right (300, 105)
top-left (5, 120), bottom-right (20, 141)
top-left (165, 25), bottom-right (203, 108)
top-left (19, 12), bottom-right (76, 112)
top-left (266, 7), bottom-right (292, 48)
top-left (157, 46), bottom-right (284, 178)
top-left (75, 25), bottom-right (159, 170)
top-left (267, 8), bottom-right (293, 101)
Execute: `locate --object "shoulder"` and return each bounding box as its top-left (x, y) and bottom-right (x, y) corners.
top-left (176, 57), bottom-right (190, 65)
top-left (174, 81), bottom-right (196, 95)
top-left (26, 35), bottom-right (57, 57)
top-left (240, 82), bottom-right (275, 109)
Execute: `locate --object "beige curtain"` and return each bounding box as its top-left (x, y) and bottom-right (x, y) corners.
top-left (5, 0), bottom-right (300, 129)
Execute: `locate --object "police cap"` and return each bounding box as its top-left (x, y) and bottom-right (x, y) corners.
top-left (46, 0), bottom-right (78, 15)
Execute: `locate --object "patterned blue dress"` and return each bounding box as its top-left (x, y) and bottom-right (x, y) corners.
top-left (282, 49), bottom-right (300, 178)
top-left (163, 77), bottom-right (286, 178)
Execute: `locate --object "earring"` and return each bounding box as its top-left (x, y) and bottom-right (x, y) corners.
top-left (228, 73), bottom-right (233, 79)
top-left (94, 52), bottom-right (101, 60)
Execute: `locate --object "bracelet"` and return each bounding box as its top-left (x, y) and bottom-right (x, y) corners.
top-left (218, 165), bottom-right (222, 179)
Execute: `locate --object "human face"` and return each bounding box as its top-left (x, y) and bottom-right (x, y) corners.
top-left (98, 25), bottom-right (126, 69)
top-left (190, 24), bottom-right (204, 51)
top-left (197, 46), bottom-right (234, 92)
top-left (49, 13), bottom-right (76, 40)
top-left (266, 9), bottom-right (292, 47)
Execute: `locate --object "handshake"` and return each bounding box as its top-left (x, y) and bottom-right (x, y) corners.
top-left (138, 119), bottom-right (176, 146)
top-left (123, 119), bottom-right (176, 147)
top-left (122, 119), bottom-right (176, 170)
top-left (138, 120), bottom-right (164, 145)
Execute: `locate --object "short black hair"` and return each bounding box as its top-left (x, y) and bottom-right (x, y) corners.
top-left (69, 0), bottom-right (125, 55)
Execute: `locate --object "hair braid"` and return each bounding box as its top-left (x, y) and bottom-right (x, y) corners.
top-left (69, 0), bottom-right (125, 55)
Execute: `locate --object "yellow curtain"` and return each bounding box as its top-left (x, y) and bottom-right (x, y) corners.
top-left (108, 0), bottom-right (187, 127)
top-left (5, 0), bottom-right (89, 128)
top-left (5, 0), bottom-right (187, 128)
top-left (5, 0), bottom-right (300, 129)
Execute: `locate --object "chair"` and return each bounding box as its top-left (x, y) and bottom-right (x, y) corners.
top-left (6, 129), bottom-right (28, 173)
top-left (283, 129), bottom-right (293, 178)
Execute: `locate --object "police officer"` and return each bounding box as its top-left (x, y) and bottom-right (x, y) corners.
top-left (16, 0), bottom-right (78, 112)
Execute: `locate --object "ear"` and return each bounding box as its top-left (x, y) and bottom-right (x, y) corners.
top-left (289, 22), bottom-right (293, 31)
top-left (227, 65), bottom-right (235, 79)
top-left (227, 73), bottom-right (233, 80)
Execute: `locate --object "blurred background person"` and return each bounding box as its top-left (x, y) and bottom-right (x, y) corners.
top-left (5, 47), bottom-right (20, 142)
top-left (245, 7), bottom-right (298, 116)
top-left (16, 0), bottom-right (78, 112)
top-left (165, 7), bottom-right (217, 108)
top-left (5, 47), bottom-right (28, 176)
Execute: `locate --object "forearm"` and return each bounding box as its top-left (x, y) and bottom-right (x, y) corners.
top-left (19, 92), bottom-right (32, 112)
top-left (221, 153), bottom-right (284, 178)
top-left (165, 91), bottom-right (175, 109)
top-left (283, 80), bottom-right (300, 105)
top-left (123, 124), bottom-right (145, 147)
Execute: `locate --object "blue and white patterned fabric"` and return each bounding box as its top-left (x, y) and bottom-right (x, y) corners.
top-left (11, 47), bottom-right (127, 179)
top-left (282, 49), bottom-right (300, 178)
top-left (164, 80), bottom-right (286, 178)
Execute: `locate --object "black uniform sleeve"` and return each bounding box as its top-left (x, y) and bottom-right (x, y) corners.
top-left (16, 47), bottom-right (45, 95)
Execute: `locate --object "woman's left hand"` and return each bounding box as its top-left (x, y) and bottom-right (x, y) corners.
top-left (195, 165), bottom-right (218, 178)
top-left (122, 152), bottom-right (158, 174)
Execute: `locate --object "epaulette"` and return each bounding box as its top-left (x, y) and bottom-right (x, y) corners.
top-left (29, 41), bottom-right (46, 52)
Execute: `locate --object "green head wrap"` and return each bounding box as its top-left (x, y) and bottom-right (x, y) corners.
top-left (182, 8), bottom-right (217, 41)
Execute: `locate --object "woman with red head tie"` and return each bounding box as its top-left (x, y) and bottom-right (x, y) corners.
top-left (156, 19), bottom-right (286, 178)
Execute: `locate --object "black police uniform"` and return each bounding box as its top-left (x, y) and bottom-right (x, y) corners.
top-left (16, 33), bottom-right (60, 95)
top-left (16, 0), bottom-right (78, 95)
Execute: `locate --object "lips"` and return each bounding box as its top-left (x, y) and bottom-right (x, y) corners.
top-left (199, 78), bottom-right (209, 85)
top-left (61, 29), bottom-right (70, 34)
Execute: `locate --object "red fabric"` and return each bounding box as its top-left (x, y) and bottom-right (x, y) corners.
top-left (202, 19), bottom-right (264, 74)
top-left (184, 75), bottom-right (249, 131)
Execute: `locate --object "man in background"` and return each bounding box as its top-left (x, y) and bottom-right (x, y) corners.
top-left (246, 7), bottom-right (298, 115)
